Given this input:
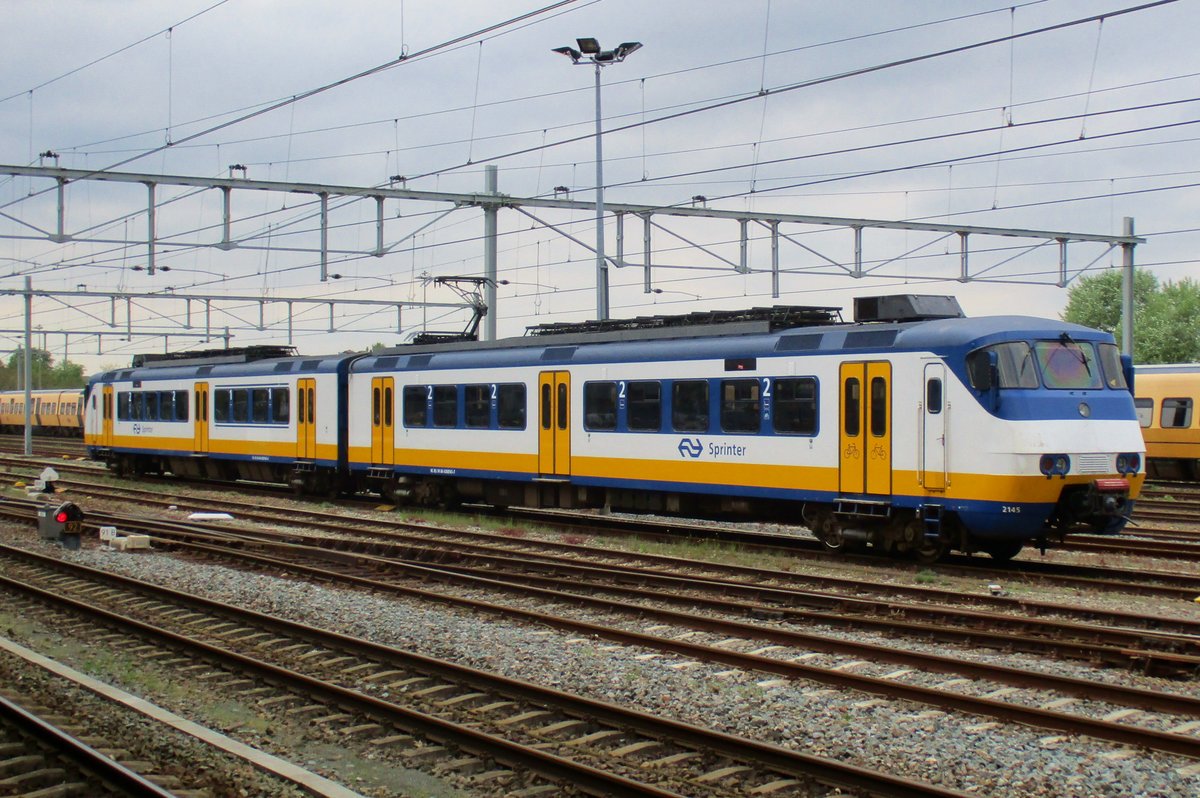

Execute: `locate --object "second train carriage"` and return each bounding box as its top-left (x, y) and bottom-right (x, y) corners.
top-left (84, 295), bottom-right (1145, 560)
top-left (83, 346), bottom-right (347, 493)
top-left (1133, 363), bottom-right (1200, 479)
top-left (0, 388), bottom-right (85, 436)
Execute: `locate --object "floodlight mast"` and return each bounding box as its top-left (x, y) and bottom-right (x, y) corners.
top-left (553, 37), bottom-right (643, 321)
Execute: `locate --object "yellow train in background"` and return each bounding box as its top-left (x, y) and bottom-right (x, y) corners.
top-left (1134, 364), bottom-right (1199, 479)
top-left (0, 389), bottom-right (85, 436)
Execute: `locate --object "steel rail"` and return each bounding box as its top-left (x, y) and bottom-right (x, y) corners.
top-left (0, 693), bottom-right (178, 798)
top-left (4, 489), bottom-right (1198, 639)
top-left (13, 527), bottom-right (1196, 760)
top-left (0, 546), bottom-right (970, 798)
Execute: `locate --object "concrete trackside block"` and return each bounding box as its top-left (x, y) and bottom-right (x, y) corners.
top-left (113, 534), bottom-right (152, 551)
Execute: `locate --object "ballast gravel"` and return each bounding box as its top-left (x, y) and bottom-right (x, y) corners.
top-left (26, 539), bottom-right (1196, 798)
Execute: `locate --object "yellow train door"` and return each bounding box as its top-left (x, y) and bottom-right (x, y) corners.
top-left (193, 382), bottom-right (209, 453)
top-left (297, 378), bottom-right (316, 459)
top-left (839, 363), bottom-right (865, 494)
top-left (101, 385), bottom-right (114, 447)
top-left (865, 361), bottom-right (892, 496)
top-left (538, 371), bottom-right (571, 476)
top-left (370, 376), bottom-right (395, 465)
top-left (840, 361), bottom-right (892, 495)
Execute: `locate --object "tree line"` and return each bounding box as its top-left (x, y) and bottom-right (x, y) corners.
top-left (1062, 269), bottom-right (1200, 364)
top-left (0, 348), bottom-right (86, 390)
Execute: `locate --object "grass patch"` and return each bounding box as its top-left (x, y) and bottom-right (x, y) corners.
top-left (914, 568), bottom-right (940, 584)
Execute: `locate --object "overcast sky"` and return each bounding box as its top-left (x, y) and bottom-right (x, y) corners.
top-left (2, 0), bottom-right (1197, 373)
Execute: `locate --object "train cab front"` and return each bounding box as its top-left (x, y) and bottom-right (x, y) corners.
top-left (957, 324), bottom-right (1145, 543)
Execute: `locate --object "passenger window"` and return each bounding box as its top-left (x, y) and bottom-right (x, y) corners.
top-left (252, 388), bottom-right (270, 423)
top-left (775, 377), bottom-right (817, 434)
top-left (214, 389), bottom-right (232, 422)
top-left (721, 379), bottom-right (761, 433)
top-left (844, 378), bottom-right (860, 437)
top-left (383, 386), bottom-right (392, 427)
top-left (627, 381), bottom-right (661, 431)
top-left (273, 387), bottom-right (289, 423)
top-left (232, 389), bottom-right (250, 422)
top-left (433, 385), bottom-right (457, 427)
top-left (541, 384), bottom-right (552, 430)
top-left (584, 381), bottom-right (617, 431)
top-left (465, 384), bottom-right (490, 428)
top-left (403, 386), bottom-right (427, 427)
top-left (143, 391), bottom-right (159, 420)
top-left (498, 384), bottom-right (526, 429)
top-left (672, 380), bottom-right (708, 432)
top-left (870, 377), bottom-right (887, 437)
top-left (1134, 398), bottom-right (1152, 428)
top-left (1161, 398), bottom-right (1193, 429)
top-left (926, 379), bottom-right (943, 415)
top-left (158, 391), bottom-right (174, 421)
top-left (373, 386), bottom-right (381, 425)
top-left (174, 390), bottom-right (189, 421)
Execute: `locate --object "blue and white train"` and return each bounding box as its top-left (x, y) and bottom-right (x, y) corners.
top-left (83, 295), bottom-right (1145, 561)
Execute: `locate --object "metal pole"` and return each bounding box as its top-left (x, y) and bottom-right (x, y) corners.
top-left (484, 165), bottom-right (498, 341)
top-left (1121, 217), bottom-right (1135, 358)
top-left (594, 62), bottom-right (609, 321)
top-left (23, 277), bottom-right (32, 457)
top-left (146, 182), bottom-right (157, 275)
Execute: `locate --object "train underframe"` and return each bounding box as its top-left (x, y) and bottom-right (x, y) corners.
top-left (99, 450), bottom-right (1133, 563)
top-left (1145, 457), bottom-right (1199, 481)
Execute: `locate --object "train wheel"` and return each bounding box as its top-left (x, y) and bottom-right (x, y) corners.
top-left (813, 513), bottom-right (860, 553)
top-left (913, 538), bottom-right (949, 564)
top-left (983, 540), bottom-right (1024, 561)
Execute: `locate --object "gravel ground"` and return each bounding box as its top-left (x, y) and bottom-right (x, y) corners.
top-left (4, 525), bottom-right (1193, 798)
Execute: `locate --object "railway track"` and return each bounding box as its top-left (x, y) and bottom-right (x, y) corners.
top-left (0, 689), bottom-right (181, 798)
top-left (0, 542), bottom-right (972, 798)
top-left (33, 495), bottom-right (1200, 670)
top-left (4, 499), bottom-right (1200, 760)
top-left (9, 463), bottom-right (1200, 602)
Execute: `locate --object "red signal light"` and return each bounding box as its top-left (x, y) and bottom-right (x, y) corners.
top-left (54, 510), bottom-right (70, 523)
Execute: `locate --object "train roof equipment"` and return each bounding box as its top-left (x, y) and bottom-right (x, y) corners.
top-left (130, 345), bottom-right (297, 368)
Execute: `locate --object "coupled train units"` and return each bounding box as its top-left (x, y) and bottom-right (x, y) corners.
top-left (0, 388), bottom-right (84, 436)
top-left (82, 294), bottom-right (1145, 562)
top-left (1134, 363), bottom-right (1200, 480)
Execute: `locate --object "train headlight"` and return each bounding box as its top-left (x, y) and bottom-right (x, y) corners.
top-left (1115, 453), bottom-right (1141, 475)
top-left (1039, 454), bottom-right (1070, 477)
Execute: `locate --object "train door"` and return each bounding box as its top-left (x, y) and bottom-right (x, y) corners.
top-left (538, 371), bottom-right (571, 476)
top-left (839, 361), bottom-right (891, 495)
top-left (296, 378), bottom-right (316, 459)
top-left (193, 382), bottom-right (209, 453)
top-left (370, 376), bottom-right (395, 465)
top-left (921, 363), bottom-right (947, 491)
top-left (101, 385), bottom-right (114, 447)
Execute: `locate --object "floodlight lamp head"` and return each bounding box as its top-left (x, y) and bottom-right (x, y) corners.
top-left (614, 41), bottom-right (642, 60)
top-left (576, 37), bottom-right (600, 54)
top-left (552, 45), bottom-right (582, 63)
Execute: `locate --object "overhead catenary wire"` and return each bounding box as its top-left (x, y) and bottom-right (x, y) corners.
top-left (404, 0), bottom-right (1182, 183)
